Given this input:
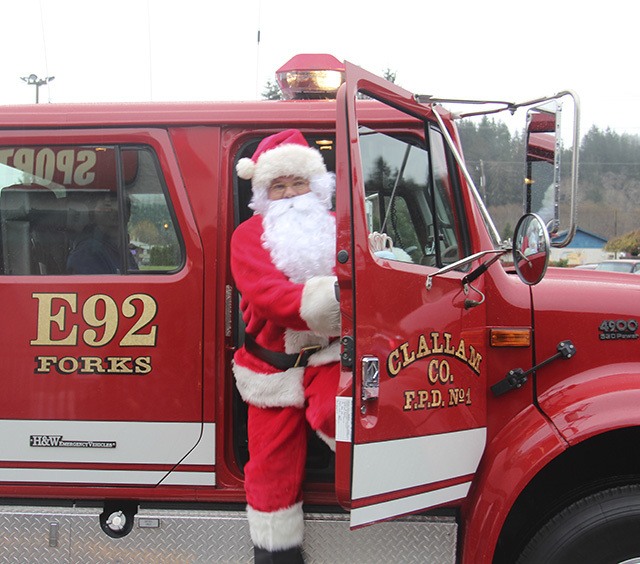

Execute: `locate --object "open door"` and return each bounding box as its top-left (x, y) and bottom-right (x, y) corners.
top-left (334, 62), bottom-right (488, 527)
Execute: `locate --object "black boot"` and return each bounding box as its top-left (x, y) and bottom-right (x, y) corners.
top-left (254, 545), bottom-right (304, 563)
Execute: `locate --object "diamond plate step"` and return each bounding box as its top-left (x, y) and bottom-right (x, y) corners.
top-left (0, 505), bottom-right (456, 563)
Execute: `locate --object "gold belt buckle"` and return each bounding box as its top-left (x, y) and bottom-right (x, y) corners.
top-left (294, 345), bottom-right (322, 368)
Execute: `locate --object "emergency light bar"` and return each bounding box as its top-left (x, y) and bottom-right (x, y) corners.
top-left (276, 54), bottom-right (345, 100)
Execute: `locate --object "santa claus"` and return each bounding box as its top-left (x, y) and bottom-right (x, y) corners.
top-left (231, 129), bottom-right (341, 563)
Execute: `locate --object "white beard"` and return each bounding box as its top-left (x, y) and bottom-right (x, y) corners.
top-left (261, 192), bottom-right (336, 284)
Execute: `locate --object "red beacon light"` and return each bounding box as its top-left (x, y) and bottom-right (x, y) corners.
top-left (276, 54), bottom-right (345, 100)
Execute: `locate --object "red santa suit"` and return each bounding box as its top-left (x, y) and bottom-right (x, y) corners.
top-left (231, 129), bottom-right (340, 560)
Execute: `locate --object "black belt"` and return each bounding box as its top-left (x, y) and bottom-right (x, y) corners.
top-left (244, 334), bottom-right (322, 370)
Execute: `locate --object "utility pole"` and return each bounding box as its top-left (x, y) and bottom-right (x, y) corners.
top-left (479, 159), bottom-right (486, 202)
top-left (20, 74), bottom-right (55, 103)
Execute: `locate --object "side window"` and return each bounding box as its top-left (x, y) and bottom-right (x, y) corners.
top-left (123, 147), bottom-right (182, 273)
top-left (0, 145), bottom-right (181, 275)
top-left (359, 125), bottom-right (465, 267)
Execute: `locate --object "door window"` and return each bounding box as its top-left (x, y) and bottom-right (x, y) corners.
top-left (359, 125), bottom-right (466, 267)
top-left (0, 145), bottom-right (182, 275)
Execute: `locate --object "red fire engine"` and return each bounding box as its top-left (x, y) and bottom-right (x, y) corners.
top-left (0, 53), bottom-right (637, 563)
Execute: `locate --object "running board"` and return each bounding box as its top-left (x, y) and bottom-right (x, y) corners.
top-left (0, 505), bottom-right (457, 562)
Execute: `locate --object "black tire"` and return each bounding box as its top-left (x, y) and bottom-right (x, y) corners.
top-left (517, 485), bottom-right (640, 564)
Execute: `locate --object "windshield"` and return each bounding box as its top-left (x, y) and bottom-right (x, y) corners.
top-left (431, 112), bottom-right (503, 248)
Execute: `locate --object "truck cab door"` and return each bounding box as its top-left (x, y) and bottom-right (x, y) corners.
top-left (335, 62), bottom-right (488, 527)
top-left (0, 133), bottom-right (207, 489)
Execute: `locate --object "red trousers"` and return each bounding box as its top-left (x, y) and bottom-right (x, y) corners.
top-left (244, 362), bottom-right (339, 513)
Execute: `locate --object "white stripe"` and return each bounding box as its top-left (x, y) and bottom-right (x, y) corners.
top-left (351, 482), bottom-right (470, 527)
top-left (0, 468), bottom-right (214, 487)
top-left (160, 471), bottom-right (216, 486)
top-left (179, 423), bottom-right (216, 466)
top-left (0, 468), bottom-right (160, 484)
top-left (352, 427), bottom-right (486, 499)
top-left (0, 420), bottom-right (215, 466)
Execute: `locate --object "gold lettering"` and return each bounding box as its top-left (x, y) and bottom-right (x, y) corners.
top-left (399, 342), bottom-right (415, 367)
top-left (431, 332), bottom-right (443, 353)
top-left (107, 357), bottom-right (133, 374)
top-left (79, 357), bottom-right (105, 373)
top-left (448, 387), bottom-right (472, 406)
top-left (416, 334), bottom-right (431, 358)
top-left (34, 355), bottom-right (151, 375)
top-left (444, 332), bottom-right (456, 355)
top-left (120, 294), bottom-right (158, 347)
top-left (35, 356), bottom-right (57, 373)
top-left (468, 345), bottom-right (482, 374)
top-left (57, 356), bottom-right (79, 374)
top-left (82, 294), bottom-right (118, 347)
top-left (416, 390), bottom-right (429, 409)
top-left (428, 359), bottom-right (439, 384)
top-left (31, 293), bottom-right (78, 346)
top-left (387, 349), bottom-right (402, 377)
top-left (134, 356), bottom-right (152, 374)
top-left (388, 333), bottom-right (484, 379)
top-left (438, 359), bottom-right (451, 384)
top-left (455, 338), bottom-right (468, 362)
top-left (403, 390), bottom-right (416, 411)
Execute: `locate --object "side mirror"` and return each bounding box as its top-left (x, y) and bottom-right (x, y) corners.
top-left (524, 92), bottom-right (580, 248)
top-left (513, 213), bottom-right (550, 285)
top-left (525, 102), bottom-right (559, 233)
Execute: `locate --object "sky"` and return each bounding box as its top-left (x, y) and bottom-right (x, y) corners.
top-left (2, 0), bottom-right (640, 137)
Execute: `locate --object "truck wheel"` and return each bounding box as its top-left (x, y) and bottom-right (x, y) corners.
top-left (517, 485), bottom-right (640, 564)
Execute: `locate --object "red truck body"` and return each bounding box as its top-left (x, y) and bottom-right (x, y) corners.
top-left (0, 57), bottom-right (638, 563)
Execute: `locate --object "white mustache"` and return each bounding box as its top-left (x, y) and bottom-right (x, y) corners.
top-left (266, 192), bottom-right (318, 217)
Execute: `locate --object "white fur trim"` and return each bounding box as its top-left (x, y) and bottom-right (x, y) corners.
top-left (309, 172), bottom-right (336, 209)
top-left (253, 144), bottom-right (326, 189)
top-left (247, 502), bottom-right (304, 551)
top-left (283, 329), bottom-right (329, 354)
top-left (236, 157), bottom-right (256, 180)
top-left (307, 339), bottom-right (341, 367)
top-left (316, 430), bottom-right (336, 452)
top-left (233, 361), bottom-right (304, 408)
top-left (300, 276), bottom-right (340, 337)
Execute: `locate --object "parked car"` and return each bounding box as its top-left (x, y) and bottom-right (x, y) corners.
top-left (594, 259), bottom-right (640, 273)
top-left (574, 263), bottom-right (598, 270)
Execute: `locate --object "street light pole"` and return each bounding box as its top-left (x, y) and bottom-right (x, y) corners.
top-left (20, 74), bottom-right (55, 103)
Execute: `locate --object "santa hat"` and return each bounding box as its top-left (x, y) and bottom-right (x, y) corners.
top-left (236, 129), bottom-right (327, 189)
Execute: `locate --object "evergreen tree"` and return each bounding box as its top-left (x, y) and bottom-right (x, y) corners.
top-left (262, 80), bottom-right (283, 100)
top-left (382, 69), bottom-right (397, 84)
top-left (458, 117), bottom-right (522, 207)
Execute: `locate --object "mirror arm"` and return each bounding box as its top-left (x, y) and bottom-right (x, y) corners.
top-left (426, 248), bottom-right (508, 290)
top-left (430, 108), bottom-right (502, 244)
top-left (551, 90), bottom-right (581, 248)
top-left (461, 251), bottom-right (505, 287)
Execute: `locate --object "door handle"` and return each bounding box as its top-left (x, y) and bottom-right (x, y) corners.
top-left (361, 356), bottom-right (380, 401)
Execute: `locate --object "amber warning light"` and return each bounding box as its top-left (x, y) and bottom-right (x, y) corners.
top-left (276, 54), bottom-right (345, 100)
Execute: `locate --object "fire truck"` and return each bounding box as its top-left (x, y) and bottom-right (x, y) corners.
top-left (0, 53), bottom-right (638, 563)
